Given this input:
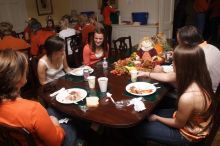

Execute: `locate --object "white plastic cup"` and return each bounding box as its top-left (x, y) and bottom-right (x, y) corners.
top-left (98, 77), bottom-right (108, 92)
top-left (130, 70), bottom-right (138, 82)
top-left (87, 76), bottom-right (96, 89)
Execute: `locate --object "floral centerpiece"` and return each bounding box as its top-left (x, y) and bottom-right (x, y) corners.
top-left (111, 33), bottom-right (172, 76)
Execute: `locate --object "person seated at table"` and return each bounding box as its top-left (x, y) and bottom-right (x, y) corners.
top-left (29, 18), bottom-right (55, 56)
top-left (59, 15), bottom-right (76, 55)
top-left (44, 18), bottom-right (56, 33)
top-left (83, 25), bottom-right (108, 66)
top-left (0, 49), bottom-right (77, 146)
top-left (138, 25), bottom-right (220, 92)
top-left (74, 14), bottom-right (87, 34)
top-left (81, 14), bottom-right (97, 47)
top-left (0, 22), bottom-right (30, 50)
top-left (37, 35), bottom-right (72, 85)
top-left (134, 45), bottom-right (216, 146)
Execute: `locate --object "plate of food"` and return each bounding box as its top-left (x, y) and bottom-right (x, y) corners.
top-left (161, 65), bottom-right (173, 73)
top-left (56, 88), bottom-right (87, 104)
top-left (69, 66), bottom-right (94, 76)
top-left (126, 82), bottom-right (156, 96)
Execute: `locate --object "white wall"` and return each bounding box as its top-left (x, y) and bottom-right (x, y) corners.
top-left (0, 0), bottom-right (28, 32)
top-left (71, 0), bottom-right (159, 24)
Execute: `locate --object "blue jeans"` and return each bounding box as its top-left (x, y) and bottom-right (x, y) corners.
top-left (134, 109), bottom-right (191, 146)
top-left (47, 107), bottom-right (77, 146)
top-left (195, 12), bottom-right (206, 34)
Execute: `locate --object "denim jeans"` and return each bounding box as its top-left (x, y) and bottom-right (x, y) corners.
top-left (195, 12), bottom-right (206, 34)
top-left (134, 109), bottom-right (191, 146)
top-left (47, 107), bottom-right (76, 146)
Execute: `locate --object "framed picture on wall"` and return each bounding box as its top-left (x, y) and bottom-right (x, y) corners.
top-left (36, 0), bottom-right (53, 16)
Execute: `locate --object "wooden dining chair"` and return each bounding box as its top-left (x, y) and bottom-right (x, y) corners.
top-left (65, 34), bottom-right (83, 67)
top-left (112, 36), bottom-right (132, 59)
top-left (0, 123), bottom-right (37, 146)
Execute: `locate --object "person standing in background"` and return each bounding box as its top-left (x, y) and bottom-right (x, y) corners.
top-left (193, 0), bottom-right (210, 35)
top-left (208, 0), bottom-right (220, 46)
top-left (101, 0), bottom-right (117, 55)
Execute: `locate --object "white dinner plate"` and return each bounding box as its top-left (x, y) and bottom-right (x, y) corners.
top-left (126, 82), bottom-right (157, 96)
top-left (69, 66), bottom-right (94, 76)
top-left (56, 88), bottom-right (87, 104)
top-left (162, 65), bottom-right (174, 73)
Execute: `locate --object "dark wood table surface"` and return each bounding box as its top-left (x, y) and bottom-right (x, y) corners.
top-left (38, 61), bottom-right (171, 128)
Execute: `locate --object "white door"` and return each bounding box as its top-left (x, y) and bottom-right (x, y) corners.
top-left (0, 0), bottom-right (28, 32)
top-left (158, 0), bottom-right (175, 38)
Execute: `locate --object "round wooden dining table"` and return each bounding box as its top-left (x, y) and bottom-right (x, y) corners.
top-left (38, 61), bottom-right (171, 128)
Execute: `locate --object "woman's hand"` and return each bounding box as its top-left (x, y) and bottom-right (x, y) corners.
top-left (148, 114), bottom-right (159, 122)
top-left (137, 71), bottom-right (148, 77)
top-left (50, 116), bottom-right (60, 126)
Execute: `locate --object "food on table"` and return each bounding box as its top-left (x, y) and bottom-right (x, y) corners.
top-left (110, 52), bottom-right (155, 76)
top-left (129, 86), bottom-right (153, 94)
top-left (65, 91), bottom-right (81, 101)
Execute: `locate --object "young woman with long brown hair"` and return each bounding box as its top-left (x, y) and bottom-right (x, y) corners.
top-left (135, 45), bottom-right (216, 146)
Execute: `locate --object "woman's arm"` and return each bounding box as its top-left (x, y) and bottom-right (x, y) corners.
top-left (37, 60), bottom-right (47, 85)
top-left (149, 94), bottom-right (194, 128)
top-left (63, 54), bottom-right (72, 73)
top-left (33, 103), bottom-right (64, 146)
top-left (138, 71), bottom-right (176, 83)
top-left (83, 45), bottom-right (91, 65)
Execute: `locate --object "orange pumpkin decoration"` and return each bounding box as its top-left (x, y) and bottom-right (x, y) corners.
top-left (154, 43), bottom-right (164, 54)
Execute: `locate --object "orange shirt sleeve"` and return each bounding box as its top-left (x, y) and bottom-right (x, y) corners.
top-left (83, 44), bottom-right (92, 65)
top-left (32, 103), bottom-right (64, 146)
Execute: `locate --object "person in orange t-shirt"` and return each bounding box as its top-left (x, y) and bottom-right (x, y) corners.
top-left (29, 18), bottom-right (55, 56)
top-left (83, 26), bottom-right (108, 65)
top-left (0, 49), bottom-right (78, 146)
top-left (193, 0), bottom-right (211, 34)
top-left (101, 0), bottom-right (117, 51)
top-left (0, 22), bottom-right (30, 50)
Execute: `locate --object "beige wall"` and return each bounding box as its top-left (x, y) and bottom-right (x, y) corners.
top-left (25, 0), bottom-right (72, 26)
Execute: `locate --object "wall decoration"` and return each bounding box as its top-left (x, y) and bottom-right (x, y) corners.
top-left (36, 0), bottom-right (53, 16)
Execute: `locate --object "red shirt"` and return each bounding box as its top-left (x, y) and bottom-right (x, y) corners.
top-left (83, 44), bottom-right (108, 65)
top-left (0, 36), bottom-right (30, 50)
top-left (103, 5), bottom-right (116, 25)
top-left (30, 30), bottom-right (55, 56)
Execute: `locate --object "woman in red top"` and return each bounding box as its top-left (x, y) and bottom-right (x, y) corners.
top-left (83, 26), bottom-right (108, 65)
top-left (101, 0), bottom-right (117, 51)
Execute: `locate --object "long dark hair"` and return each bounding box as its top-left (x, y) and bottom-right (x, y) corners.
top-left (45, 36), bottom-right (64, 59)
top-left (174, 45), bottom-right (215, 113)
top-left (177, 25), bottom-right (204, 46)
top-left (89, 26), bottom-right (108, 53)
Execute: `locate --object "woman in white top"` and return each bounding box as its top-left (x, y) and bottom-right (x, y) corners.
top-left (38, 36), bottom-right (71, 85)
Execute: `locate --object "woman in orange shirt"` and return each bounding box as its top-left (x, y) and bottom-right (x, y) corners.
top-left (83, 26), bottom-right (108, 65)
top-left (0, 49), bottom-right (76, 146)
